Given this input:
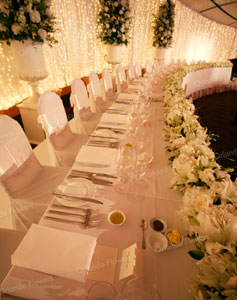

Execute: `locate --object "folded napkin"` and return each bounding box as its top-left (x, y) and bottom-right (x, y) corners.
top-left (99, 113), bottom-right (129, 127)
top-left (128, 84), bottom-right (143, 90)
top-left (118, 93), bottom-right (139, 101)
top-left (76, 145), bottom-right (118, 167)
top-left (12, 224), bottom-right (97, 282)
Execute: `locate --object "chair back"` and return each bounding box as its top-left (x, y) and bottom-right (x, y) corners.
top-left (153, 60), bottom-right (159, 72)
top-left (117, 64), bottom-right (127, 85)
top-left (0, 115), bottom-right (32, 177)
top-left (38, 92), bottom-right (68, 136)
top-left (102, 68), bottom-right (113, 92)
top-left (145, 60), bottom-right (153, 73)
top-left (135, 62), bottom-right (142, 77)
top-left (128, 63), bottom-right (136, 81)
top-left (89, 72), bottom-right (103, 99)
top-left (71, 78), bottom-right (90, 111)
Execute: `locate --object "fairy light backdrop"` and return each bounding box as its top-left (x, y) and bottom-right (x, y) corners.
top-left (0, 0), bottom-right (236, 110)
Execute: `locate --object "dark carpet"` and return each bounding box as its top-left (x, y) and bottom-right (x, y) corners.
top-left (194, 91), bottom-right (237, 181)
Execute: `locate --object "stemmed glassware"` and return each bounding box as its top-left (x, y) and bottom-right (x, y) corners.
top-left (116, 138), bottom-right (137, 192)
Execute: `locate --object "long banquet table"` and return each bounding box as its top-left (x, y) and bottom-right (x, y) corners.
top-left (1, 97), bottom-right (197, 300)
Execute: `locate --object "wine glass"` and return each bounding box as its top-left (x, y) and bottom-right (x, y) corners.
top-left (87, 281), bottom-right (117, 300)
top-left (116, 139), bottom-right (137, 192)
top-left (119, 278), bottom-right (161, 300)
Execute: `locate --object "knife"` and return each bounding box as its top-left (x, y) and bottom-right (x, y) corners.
top-left (48, 210), bottom-right (86, 218)
top-left (53, 192), bottom-right (103, 204)
top-left (70, 169), bottom-right (117, 179)
top-left (67, 174), bottom-right (113, 185)
top-left (44, 216), bottom-right (85, 225)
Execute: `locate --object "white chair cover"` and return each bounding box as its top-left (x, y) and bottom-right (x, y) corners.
top-left (38, 92), bottom-right (88, 167)
top-left (89, 72), bottom-right (112, 112)
top-left (0, 115), bottom-right (69, 231)
top-left (102, 68), bottom-right (117, 101)
top-left (70, 78), bottom-right (102, 134)
top-left (0, 228), bottom-right (25, 283)
top-left (116, 64), bottom-right (143, 93)
top-left (145, 60), bottom-right (153, 74)
top-left (128, 63), bottom-right (147, 86)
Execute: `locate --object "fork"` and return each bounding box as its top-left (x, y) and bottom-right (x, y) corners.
top-left (88, 141), bottom-right (119, 148)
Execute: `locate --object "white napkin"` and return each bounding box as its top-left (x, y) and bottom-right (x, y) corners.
top-left (99, 113), bottom-right (129, 127)
top-left (76, 145), bottom-right (118, 167)
top-left (118, 93), bottom-right (139, 101)
top-left (128, 84), bottom-right (143, 90)
top-left (11, 224), bottom-right (97, 282)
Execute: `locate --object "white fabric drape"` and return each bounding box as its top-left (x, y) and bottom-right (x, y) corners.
top-left (0, 0), bottom-right (236, 110)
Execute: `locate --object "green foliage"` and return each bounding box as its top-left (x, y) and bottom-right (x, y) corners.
top-left (97, 0), bottom-right (131, 45)
top-left (0, 0), bottom-right (57, 45)
top-left (152, 0), bottom-right (175, 48)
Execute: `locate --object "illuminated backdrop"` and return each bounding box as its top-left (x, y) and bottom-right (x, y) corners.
top-left (0, 0), bottom-right (236, 110)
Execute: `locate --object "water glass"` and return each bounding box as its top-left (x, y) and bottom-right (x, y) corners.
top-left (87, 281), bottom-right (117, 300)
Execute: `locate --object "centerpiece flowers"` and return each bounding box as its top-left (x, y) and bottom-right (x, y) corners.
top-left (152, 0), bottom-right (175, 49)
top-left (97, 0), bottom-right (131, 46)
top-left (0, 0), bottom-right (57, 46)
top-left (163, 62), bottom-right (237, 299)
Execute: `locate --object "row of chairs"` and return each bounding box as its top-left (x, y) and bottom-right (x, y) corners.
top-left (0, 60), bottom-right (157, 232)
top-left (37, 62), bottom-right (154, 167)
top-left (0, 60), bottom-right (158, 285)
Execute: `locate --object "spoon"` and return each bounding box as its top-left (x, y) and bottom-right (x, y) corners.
top-left (140, 218), bottom-right (147, 249)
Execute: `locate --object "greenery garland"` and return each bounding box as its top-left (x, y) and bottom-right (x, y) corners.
top-left (153, 0), bottom-right (175, 49)
top-left (0, 0), bottom-right (57, 46)
top-left (97, 0), bottom-right (131, 46)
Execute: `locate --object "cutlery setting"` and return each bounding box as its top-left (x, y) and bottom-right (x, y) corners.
top-left (69, 169), bottom-right (117, 179)
top-left (45, 207), bottom-right (101, 228)
top-left (67, 173), bottom-right (113, 186)
top-left (88, 140), bottom-right (119, 149)
top-left (96, 126), bottom-right (126, 134)
top-left (53, 192), bottom-right (104, 204)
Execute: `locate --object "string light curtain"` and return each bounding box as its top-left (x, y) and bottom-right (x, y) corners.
top-left (0, 0), bottom-right (236, 110)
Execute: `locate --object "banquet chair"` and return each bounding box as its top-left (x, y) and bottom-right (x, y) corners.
top-left (127, 63), bottom-right (147, 86)
top-left (102, 68), bottom-right (117, 101)
top-left (0, 115), bottom-right (69, 231)
top-left (88, 72), bottom-right (113, 113)
top-left (116, 64), bottom-right (143, 94)
top-left (38, 92), bottom-right (88, 167)
top-left (0, 228), bottom-right (25, 284)
top-left (70, 78), bottom-right (102, 134)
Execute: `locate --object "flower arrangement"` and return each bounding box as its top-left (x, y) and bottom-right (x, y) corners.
top-left (97, 0), bottom-right (131, 45)
top-left (153, 0), bottom-right (175, 48)
top-left (0, 0), bottom-right (57, 46)
top-left (163, 61), bottom-right (237, 299)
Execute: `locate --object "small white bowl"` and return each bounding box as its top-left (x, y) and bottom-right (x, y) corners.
top-left (108, 210), bottom-right (126, 226)
top-left (147, 232), bottom-right (168, 253)
top-left (165, 228), bottom-right (183, 247)
top-left (150, 218), bottom-right (167, 233)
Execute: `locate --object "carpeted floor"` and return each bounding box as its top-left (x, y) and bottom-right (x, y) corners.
top-left (194, 91), bottom-right (237, 181)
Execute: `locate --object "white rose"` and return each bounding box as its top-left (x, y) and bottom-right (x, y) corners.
top-left (196, 156), bottom-right (210, 168)
top-left (105, 24), bottom-right (110, 28)
top-left (199, 168), bottom-right (215, 186)
top-left (205, 241), bottom-right (224, 255)
top-left (0, 24), bottom-right (7, 31)
top-left (26, 3), bottom-right (32, 12)
top-left (114, 2), bottom-right (118, 7)
top-left (30, 9), bottom-right (41, 23)
top-left (119, 10), bottom-right (123, 15)
top-left (180, 144), bottom-right (195, 156)
top-left (11, 24), bottom-right (22, 35)
top-left (125, 20), bottom-right (129, 28)
top-left (0, 3), bottom-right (9, 15)
top-left (112, 28), bottom-right (116, 33)
top-left (18, 14), bottom-right (26, 25)
top-left (38, 28), bottom-right (47, 40)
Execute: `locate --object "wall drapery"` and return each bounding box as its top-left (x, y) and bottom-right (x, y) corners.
top-left (0, 0), bottom-right (236, 110)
